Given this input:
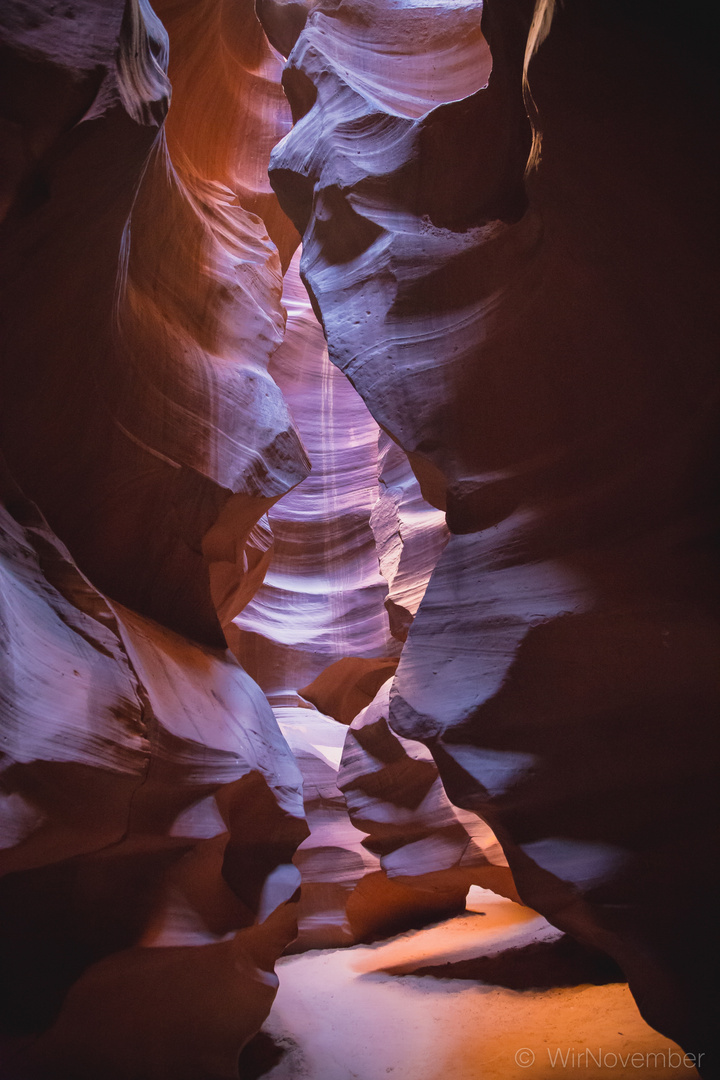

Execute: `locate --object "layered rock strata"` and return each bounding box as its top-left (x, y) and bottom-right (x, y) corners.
top-left (273, 687), bottom-right (516, 952)
top-left (338, 683), bottom-right (518, 920)
top-left (229, 250), bottom-right (398, 699)
top-left (267, 0), bottom-right (720, 1069)
top-left (3, 0), bottom-right (717, 1073)
top-left (0, 0), bottom-right (311, 1074)
top-left (0, 470), bottom-right (307, 1078)
top-left (0, 0), bottom-right (308, 647)
top-left (232, 250), bottom-right (509, 949)
top-left (371, 433), bottom-right (450, 642)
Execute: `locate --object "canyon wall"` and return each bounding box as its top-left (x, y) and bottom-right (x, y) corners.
top-left (230, 249), bottom-right (515, 950)
top-left (267, 0), bottom-right (720, 1070)
top-left (0, 1), bottom-right (310, 1076)
top-left (1, 0), bottom-right (718, 1077)
top-left (0, 0), bottom-right (511, 1073)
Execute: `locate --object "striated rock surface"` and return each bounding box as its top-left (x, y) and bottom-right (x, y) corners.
top-left (2, 0), bottom-right (484, 1064)
top-left (339, 683), bottom-right (518, 914)
top-left (229, 249), bottom-right (398, 698)
top-left (268, 0), bottom-right (720, 1068)
top-left (299, 654), bottom-right (399, 726)
top-left (371, 433), bottom-right (449, 642)
top-left (272, 703), bottom-right (379, 950)
top-left (155, 0), bottom-right (300, 268)
top-left (274, 686), bottom-right (516, 952)
top-left (0, 471), bottom-right (307, 1077)
top-left (0, 0), bottom-right (311, 1075)
top-left (3, 0), bottom-right (717, 1072)
top-left (232, 250), bottom-right (507, 949)
top-left (0, 0), bottom-right (308, 647)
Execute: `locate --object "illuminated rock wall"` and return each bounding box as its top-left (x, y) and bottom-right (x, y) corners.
top-left (0, 0), bottom-right (500, 1072)
top-left (228, 249), bottom-right (513, 949)
top-left (1, 0), bottom-right (718, 1076)
top-left (267, 0), bottom-right (720, 1069)
top-left (0, 1), bottom-right (309, 1075)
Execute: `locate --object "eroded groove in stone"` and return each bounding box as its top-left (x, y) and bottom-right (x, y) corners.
top-left (0, 0), bottom-right (311, 1074)
top-left (267, 0), bottom-right (720, 1067)
top-left (229, 248), bottom-right (494, 949)
top-left (229, 248), bottom-right (398, 699)
top-left (0, 469), bottom-right (307, 1077)
top-left (0, 0), bottom-right (309, 646)
top-left (2, 0), bottom-right (718, 1074)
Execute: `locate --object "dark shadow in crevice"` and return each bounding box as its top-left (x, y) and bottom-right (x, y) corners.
top-left (391, 934), bottom-right (624, 990)
top-left (238, 1030), bottom-right (305, 1079)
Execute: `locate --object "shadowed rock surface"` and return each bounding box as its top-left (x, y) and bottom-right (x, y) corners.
top-left (404, 933), bottom-right (624, 990)
top-left (0, 1), bottom-right (310, 1074)
top-left (230, 250), bottom-right (493, 950)
top-left (0, 469), bottom-right (308, 1077)
top-left (2, 0), bottom-right (718, 1075)
top-left (0, 0), bottom-right (308, 647)
top-left (230, 250), bottom-right (398, 698)
top-left (267, 0), bottom-right (720, 1070)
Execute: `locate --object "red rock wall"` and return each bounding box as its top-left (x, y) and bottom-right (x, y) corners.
top-left (2, 0), bottom-right (718, 1075)
top-left (1, 0), bottom-right (488, 1070)
top-left (0, 1), bottom-right (310, 1075)
top-left (0, 0), bottom-right (308, 645)
top-left (228, 248), bottom-right (513, 950)
top-left (266, 0), bottom-right (720, 1070)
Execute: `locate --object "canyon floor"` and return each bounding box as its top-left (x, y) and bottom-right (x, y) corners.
top-left (240, 889), bottom-right (700, 1080)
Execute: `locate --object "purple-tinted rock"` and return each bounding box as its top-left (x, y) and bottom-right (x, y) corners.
top-left (268, 0), bottom-right (720, 1066)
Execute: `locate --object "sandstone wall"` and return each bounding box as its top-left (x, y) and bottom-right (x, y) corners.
top-left (266, 0), bottom-right (720, 1068)
top-left (0, 2), bottom-right (309, 1075)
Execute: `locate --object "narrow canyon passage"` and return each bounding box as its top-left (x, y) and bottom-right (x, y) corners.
top-left (226, 251), bottom-right (700, 1080)
top-left (0, 1), bottom-right (718, 1079)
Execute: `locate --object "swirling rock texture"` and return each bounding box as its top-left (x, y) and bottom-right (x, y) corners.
top-left (371, 431), bottom-right (451, 642)
top-left (3, 0), bottom-right (718, 1075)
top-left (229, 248), bottom-right (398, 700)
top-left (227, 253), bottom-right (401, 948)
top-left (338, 682), bottom-right (518, 928)
top-left (230, 250), bottom-right (506, 949)
top-left (0, 468), bottom-right (307, 1079)
top-left (0, 0), bottom-right (308, 647)
top-left (271, 702), bottom-right (379, 950)
top-left (154, 0), bottom-right (300, 269)
top-left (268, 0), bottom-right (720, 1072)
top-left (0, 0), bottom-right (310, 1076)
top-left (270, 687), bottom-right (515, 951)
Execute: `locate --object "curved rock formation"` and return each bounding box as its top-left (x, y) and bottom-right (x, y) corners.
top-left (0, 468), bottom-right (307, 1077)
top-left (231, 251), bottom-right (499, 949)
top-left (155, 0), bottom-right (300, 268)
top-left (2, 3), bottom-right (484, 1065)
top-left (0, 0), bottom-right (308, 647)
top-left (272, 702), bottom-right (379, 950)
top-left (339, 682), bottom-right (517, 916)
top-left (371, 432), bottom-right (449, 642)
top-left (0, 0), bottom-right (310, 1074)
top-left (274, 682), bottom-right (516, 952)
top-left (268, 0), bottom-right (720, 1069)
top-left (229, 250), bottom-right (397, 699)
top-left (3, 0), bottom-right (718, 1074)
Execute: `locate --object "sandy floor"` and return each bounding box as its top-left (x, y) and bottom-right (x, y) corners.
top-left (241, 889), bottom-right (700, 1080)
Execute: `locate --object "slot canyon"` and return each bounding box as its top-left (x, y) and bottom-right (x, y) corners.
top-left (0, 0), bottom-right (718, 1077)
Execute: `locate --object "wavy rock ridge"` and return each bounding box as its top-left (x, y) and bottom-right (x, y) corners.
top-left (229, 247), bottom-right (514, 949)
top-left (267, 0), bottom-right (720, 1071)
top-left (0, 1), bottom-right (309, 1076)
top-left (1, 0), bottom-right (718, 1076)
top-left (1, 0), bottom-right (501, 1072)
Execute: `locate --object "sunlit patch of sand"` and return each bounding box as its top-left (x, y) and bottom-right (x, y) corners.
top-left (241, 889), bottom-right (701, 1080)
